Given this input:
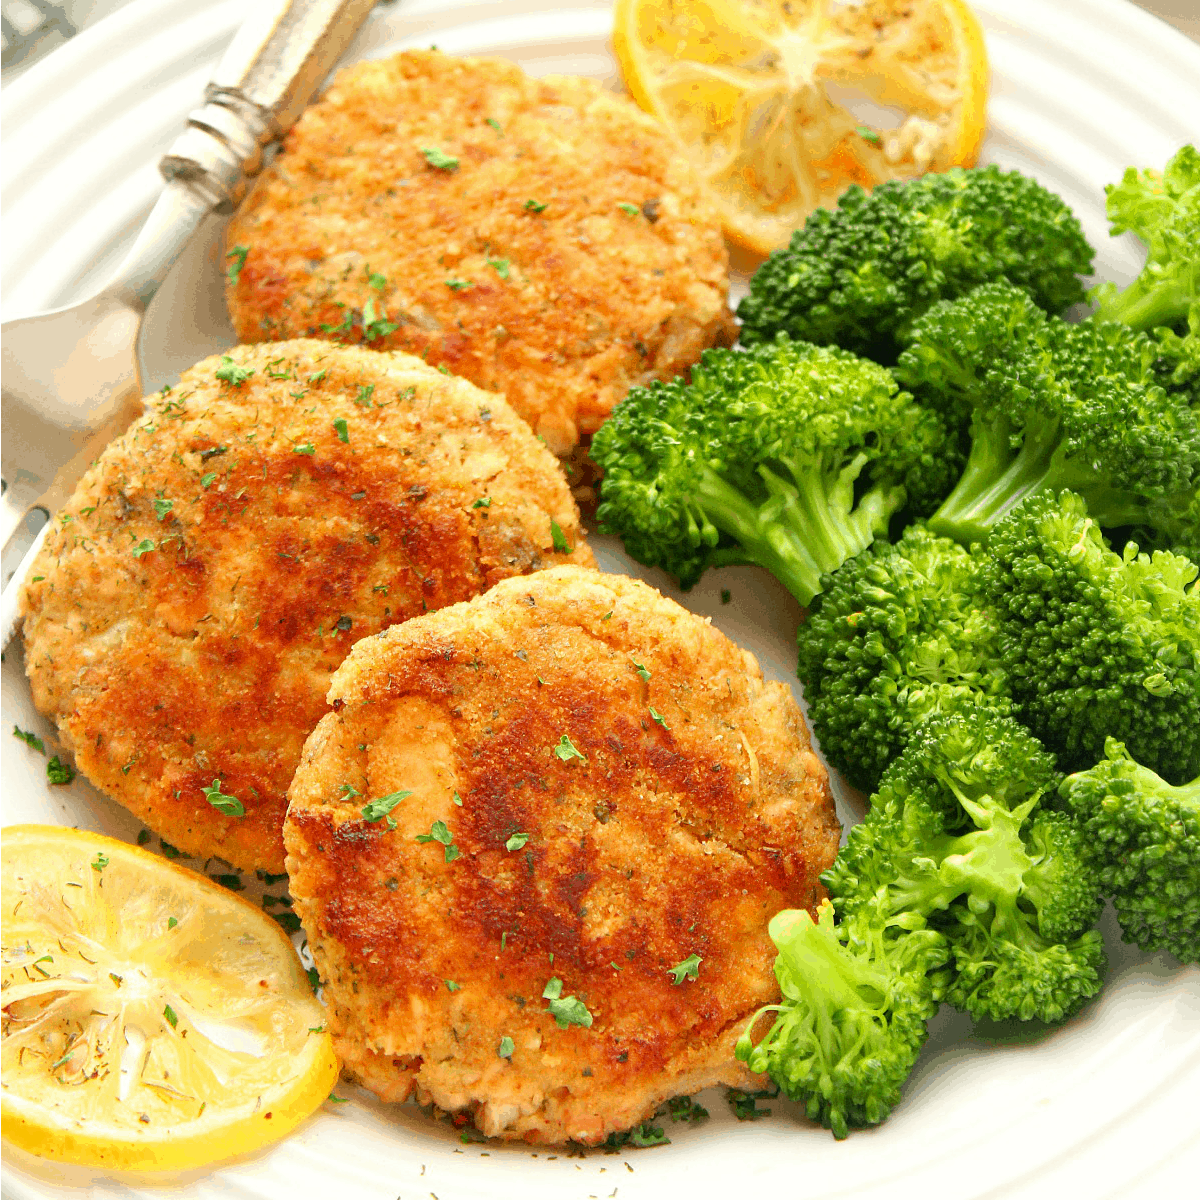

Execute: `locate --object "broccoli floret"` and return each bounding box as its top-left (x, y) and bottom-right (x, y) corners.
top-left (896, 281), bottom-right (1200, 547)
top-left (1091, 144), bottom-right (1200, 401)
top-left (796, 525), bottom-right (1011, 793)
top-left (738, 166), bottom-right (1093, 361)
top-left (1061, 739), bottom-right (1200, 964)
top-left (735, 898), bottom-right (950, 1140)
top-left (827, 710), bottom-right (1106, 1025)
top-left (591, 336), bottom-right (957, 605)
top-left (980, 491), bottom-right (1200, 783)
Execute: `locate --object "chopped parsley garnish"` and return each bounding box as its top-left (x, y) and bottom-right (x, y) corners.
top-left (668, 953), bottom-right (701, 984)
top-left (497, 1036), bottom-right (515, 1058)
top-left (272, 911), bottom-right (302, 934)
top-left (727, 1087), bottom-right (776, 1120)
top-left (160, 839), bottom-right (181, 859)
top-left (215, 356), bottom-right (254, 387)
top-left (486, 118), bottom-right (502, 134)
top-left (354, 384), bottom-right (375, 407)
top-left (649, 706), bottom-right (669, 730)
top-left (416, 819), bottom-right (461, 863)
top-left (472, 497), bottom-right (491, 509)
top-left (549, 519), bottom-right (571, 553)
top-left (334, 615), bottom-right (352, 631)
top-left (368, 271), bottom-right (387, 291)
top-left (505, 831), bottom-right (529, 852)
top-left (167, 917), bottom-right (178, 929)
top-left (720, 588), bottom-right (732, 604)
top-left (131, 539), bottom-right (155, 558)
top-left (422, 146), bottom-right (459, 171)
top-left (200, 472), bottom-right (217, 489)
top-left (362, 790), bottom-right (412, 829)
top-left (226, 245), bottom-right (249, 286)
top-left (617, 202), bottom-right (641, 216)
top-left (163, 1004), bottom-right (178, 1029)
top-left (13, 726), bottom-right (44, 754)
top-left (601, 610), bottom-right (613, 621)
top-left (542, 977), bottom-right (593, 1028)
top-left (333, 417), bottom-right (349, 443)
top-left (856, 125), bottom-right (881, 143)
top-left (524, 199), bottom-right (547, 213)
top-left (91, 853), bottom-right (109, 873)
top-left (211, 873), bottom-right (244, 891)
top-left (202, 779), bottom-right (244, 817)
top-left (293, 443), bottom-right (316, 456)
top-left (361, 298), bottom-right (397, 340)
top-left (138, 830), bottom-right (152, 845)
top-left (630, 657), bottom-right (650, 682)
top-left (153, 497), bottom-right (173, 521)
top-left (452, 791), bottom-right (463, 806)
top-left (321, 310), bottom-right (354, 338)
top-left (46, 756), bottom-right (76, 785)
top-left (605, 1121), bottom-right (669, 1149)
top-left (258, 870), bottom-right (288, 885)
top-left (667, 1095), bottom-right (709, 1124)
top-left (445, 278), bottom-right (473, 291)
top-left (552, 734), bottom-right (586, 764)
top-left (445, 979), bottom-right (461, 992)
top-left (327, 1092), bottom-right (349, 1104)
top-left (486, 257), bottom-right (510, 280)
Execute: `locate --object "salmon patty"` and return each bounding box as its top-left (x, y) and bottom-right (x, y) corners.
top-left (284, 566), bottom-right (839, 1144)
top-left (22, 342), bottom-right (592, 873)
top-left (224, 50), bottom-right (738, 454)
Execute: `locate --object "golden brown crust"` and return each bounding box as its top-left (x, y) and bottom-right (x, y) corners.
top-left (284, 567), bottom-right (839, 1143)
top-left (224, 50), bottom-right (738, 454)
top-left (21, 342), bottom-right (592, 872)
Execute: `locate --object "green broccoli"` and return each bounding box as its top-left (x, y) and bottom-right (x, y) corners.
top-left (895, 281), bottom-right (1200, 547)
top-left (1060, 739), bottom-right (1200, 964)
top-left (979, 491), bottom-right (1200, 784)
top-left (1091, 144), bottom-right (1200, 405)
top-left (796, 525), bottom-right (1010, 793)
top-left (738, 166), bottom-right (1093, 361)
top-left (828, 710), bottom-right (1106, 1025)
top-left (735, 897), bottom-right (950, 1140)
top-left (591, 336), bottom-right (957, 605)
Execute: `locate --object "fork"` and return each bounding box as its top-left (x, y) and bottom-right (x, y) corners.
top-left (0, 0), bottom-right (377, 643)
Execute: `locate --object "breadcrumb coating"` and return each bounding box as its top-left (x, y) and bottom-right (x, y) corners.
top-left (22, 342), bottom-right (592, 871)
top-left (285, 566), bottom-right (839, 1143)
top-left (224, 50), bottom-right (738, 454)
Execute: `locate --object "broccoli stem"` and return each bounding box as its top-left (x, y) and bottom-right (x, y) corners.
top-left (927, 415), bottom-right (1063, 544)
top-left (1093, 276), bottom-right (1192, 332)
top-left (692, 456), bottom-right (898, 606)
top-left (772, 908), bottom-right (890, 1022)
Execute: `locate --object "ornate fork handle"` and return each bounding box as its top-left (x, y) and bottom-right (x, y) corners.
top-left (0, 0), bottom-right (376, 633)
top-left (120, 0), bottom-right (378, 303)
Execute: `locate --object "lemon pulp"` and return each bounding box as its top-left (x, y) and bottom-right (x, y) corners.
top-left (1, 825), bottom-right (337, 1171)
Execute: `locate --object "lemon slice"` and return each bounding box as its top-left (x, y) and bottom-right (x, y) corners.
top-left (614, 0), bottom-right (989, 255)
top-left (1, 825), bottom-right (336, 1172)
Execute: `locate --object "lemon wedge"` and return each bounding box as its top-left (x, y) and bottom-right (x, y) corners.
top-left (614, 0), bottom-right (989, 255)
top-left (1, 825), bottom-right (336, 1172)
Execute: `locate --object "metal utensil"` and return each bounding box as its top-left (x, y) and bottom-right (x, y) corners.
top-left (0, 0), bottom-right (377, 642)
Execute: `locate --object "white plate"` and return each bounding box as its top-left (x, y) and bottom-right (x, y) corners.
top-left (3, 1), bottom-right (1200, 1197)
